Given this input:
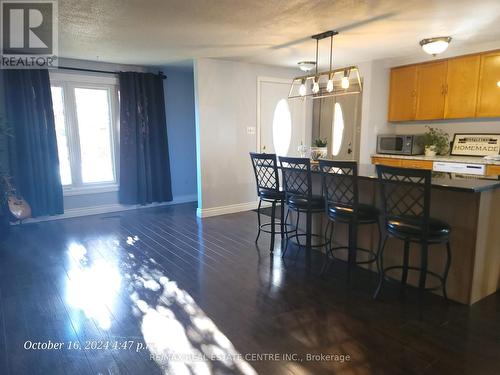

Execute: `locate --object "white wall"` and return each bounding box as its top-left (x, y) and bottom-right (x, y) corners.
top-left (193, 58), bottom-right (297, 216)
top-left (358, 40), bottom-right (500, 162)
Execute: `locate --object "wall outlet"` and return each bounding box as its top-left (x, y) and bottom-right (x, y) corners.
top-left (247, 126), bottom-right (256, 135)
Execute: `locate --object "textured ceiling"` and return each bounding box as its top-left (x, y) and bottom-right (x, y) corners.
top-left (58, 0), bottom-right (500, 67)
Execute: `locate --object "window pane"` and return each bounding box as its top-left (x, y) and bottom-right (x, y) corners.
top-left (74, 88), bottom-right (114, 183)
top-left (51, 86), bottom-right (72, 185)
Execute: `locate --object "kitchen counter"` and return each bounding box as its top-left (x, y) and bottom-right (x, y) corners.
top-left (372, 153), bottom-right (500, 166)
top-left (310, 163), bottom-right (500, 192)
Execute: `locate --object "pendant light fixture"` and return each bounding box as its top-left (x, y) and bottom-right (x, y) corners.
top-left (288, 30), bottom-right (362, 99)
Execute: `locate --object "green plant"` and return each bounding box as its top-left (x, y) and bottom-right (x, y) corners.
top-left (423, 126), bottom-right (449, 155)
top-left (313, 138), bottom-right (328, 147)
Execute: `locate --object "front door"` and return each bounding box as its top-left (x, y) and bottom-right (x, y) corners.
top-left (258, 78), bottom-right (308, 157)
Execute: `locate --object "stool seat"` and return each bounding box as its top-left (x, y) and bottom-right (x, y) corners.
top-left (328, 203), bottom-right (379, 223)
top-left (258, 188), bottom-right (285, 201)
top-left (287, 194), bottom-right (324, 210)
top-left (387, 216), bottom-right (450, 241)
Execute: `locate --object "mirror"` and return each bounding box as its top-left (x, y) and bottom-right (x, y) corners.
top-left (310, 83), bottom-right (362, 160)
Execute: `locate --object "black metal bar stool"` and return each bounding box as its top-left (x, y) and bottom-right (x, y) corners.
top-left (319, 160), bottom-right (381, 281)
top-left (250, 152), bottom-right (294, 253)
top-left (373, 165), bottom-right (452, 302)
top-left (279, 156), bottom-right (330, 257)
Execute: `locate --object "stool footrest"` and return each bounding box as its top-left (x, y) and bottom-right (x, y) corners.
top-left (381, 265), bottom-right (446, 291)
top-left (329, 246), bottom-right (378, 265)
top-left (259, 222), bottom-right (295, 235)
top-left (286, 233), bottom-right (330, 249)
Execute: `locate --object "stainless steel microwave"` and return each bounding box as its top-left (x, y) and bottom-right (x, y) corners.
top-left (376, 134), bottom-right (425, 155)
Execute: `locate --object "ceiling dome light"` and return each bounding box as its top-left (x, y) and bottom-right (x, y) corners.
top-left (297, 61), bottom-right (316, 72)
top-left (420, 37), bottom-right (452, 56)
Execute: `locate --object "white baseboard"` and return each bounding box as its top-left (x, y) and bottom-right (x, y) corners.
top-left (196, 200), bottom-right (271, 218)
top-left (19, 194), bottom-right (197, 224)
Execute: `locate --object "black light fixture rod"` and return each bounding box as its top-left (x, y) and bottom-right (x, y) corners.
top-left (315, 38), bottom-right (319, 75)
top-left (329, 34), bottom-right (333, 71)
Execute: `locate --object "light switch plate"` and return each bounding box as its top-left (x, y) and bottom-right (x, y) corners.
top-left (247, 126), bottom-right (256, 135)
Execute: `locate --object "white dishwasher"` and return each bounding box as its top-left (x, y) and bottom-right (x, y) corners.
top-left (432, 161), bottom-right (486, 176)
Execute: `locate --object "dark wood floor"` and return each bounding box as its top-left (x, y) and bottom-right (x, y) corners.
top-left (0, 202), bottom-right (499, 375)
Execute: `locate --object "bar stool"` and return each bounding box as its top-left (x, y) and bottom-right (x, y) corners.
top-left (279, 156), bottom-right (330, 257)
top-left (373, 165), bottom-right (452, 301)
top-left (250, 152), bottom-right (293, 253)
top-left (319, 160), bottom-right (381, 281)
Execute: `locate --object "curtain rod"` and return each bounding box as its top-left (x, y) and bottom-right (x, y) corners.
top-left (57, 66), bottom-right (166, 79)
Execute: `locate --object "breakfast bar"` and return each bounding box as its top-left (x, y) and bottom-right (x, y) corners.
top-left (304, 164), bottom-right (500, 305)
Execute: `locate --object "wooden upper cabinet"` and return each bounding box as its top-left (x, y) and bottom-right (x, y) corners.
top-left (415, 61), bottom-right (447, 120)
top-left (476, 51), bottom-right (500, 118)
top-left (444, 55), bottom-right (481, 119)
top-left (388, 65), bottom-right (417, 121)
top-left (388, 49), bottom-right (500, 121)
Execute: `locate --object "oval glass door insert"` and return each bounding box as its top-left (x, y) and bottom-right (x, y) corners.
top-left (272, 99), bottom-right (292, 156)
top-left (332, 102), bottom-right (345, 156)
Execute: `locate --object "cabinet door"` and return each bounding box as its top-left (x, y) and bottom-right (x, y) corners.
top-left (445, 55), bottom-right (480, 119)
top-left (476, 52), bottom-right (500, 118)
top-left (415, 61), bottom-right (447, 120)
top-left (388, 65), bottom-right (417, 121)
top-left (371, 157), bottom-right (402, 167)
top-left (400, 159), bottom-right (434, 170)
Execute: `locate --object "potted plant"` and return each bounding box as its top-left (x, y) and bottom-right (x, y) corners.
top-left (310, 138), bottom-right (328, 160)
top-left (423, 126), bottom-right (449, 156)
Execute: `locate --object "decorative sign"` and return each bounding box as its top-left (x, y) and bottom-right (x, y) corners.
top-left (451, 134), bottom-right (500, 156)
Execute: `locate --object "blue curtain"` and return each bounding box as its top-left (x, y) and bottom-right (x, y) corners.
top-left (4, 69), bottom-right (63, 217)
top-left (119, 72), bottom-right (172, 205)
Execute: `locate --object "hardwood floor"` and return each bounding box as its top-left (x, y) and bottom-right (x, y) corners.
top-left (0, 202), bottom-right (499, 374)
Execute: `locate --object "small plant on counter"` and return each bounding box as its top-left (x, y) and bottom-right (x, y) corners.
top-left (313, 138), bottom-right (328, 147)
top-left (423, 126), bottom-right (449, 156)
top-left (310, 138), bottom-right (328, 160)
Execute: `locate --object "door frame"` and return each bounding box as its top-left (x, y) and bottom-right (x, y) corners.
top-left (256, 76), bottom-right (294, 153)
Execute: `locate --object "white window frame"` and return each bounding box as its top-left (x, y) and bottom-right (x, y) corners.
top-left (49, 72), bottom-right (120, 196)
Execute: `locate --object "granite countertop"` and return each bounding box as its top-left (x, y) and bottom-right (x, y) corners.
top-left (372, 153), bottom-right (500, 166)
top-left (309, 163), bottom-right (500, 193)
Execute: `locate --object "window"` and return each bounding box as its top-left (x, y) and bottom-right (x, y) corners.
top-left (50, 73), bottom-right (119, 195)
top-left (272, 99), bottom-right (292, 156)
top-left (332, 102), bottom-right (345, 156)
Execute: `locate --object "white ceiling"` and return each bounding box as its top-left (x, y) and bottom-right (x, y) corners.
top-left (59, 0), bottom-right (500, 68)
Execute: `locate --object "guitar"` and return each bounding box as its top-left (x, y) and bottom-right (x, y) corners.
top-left (2, 177), bottom-right (31, 221)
